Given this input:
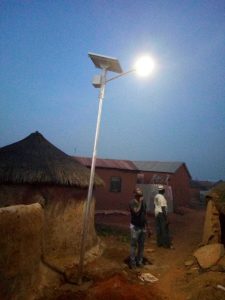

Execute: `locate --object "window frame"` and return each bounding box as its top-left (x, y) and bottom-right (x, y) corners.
top-left (110, 176), bottom-right (122, 193)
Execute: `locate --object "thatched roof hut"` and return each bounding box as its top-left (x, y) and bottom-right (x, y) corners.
top-left (0, 132), bottom-right (103, 274)
top-left (0, 131), bottom-right (102, 187)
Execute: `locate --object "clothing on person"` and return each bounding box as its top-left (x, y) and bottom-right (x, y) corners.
top-left (154, 193), bottom-right (168, 216)
top-left (129, 188), bottom-right (148, 268)
top-left (154, 187), bottom-right (172, 248)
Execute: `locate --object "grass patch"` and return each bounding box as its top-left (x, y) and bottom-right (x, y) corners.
top-left (95, 224), bottom-right (130, 243)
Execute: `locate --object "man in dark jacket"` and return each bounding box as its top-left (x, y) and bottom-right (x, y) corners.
top-left (129, 187), bottom-right (148, 269)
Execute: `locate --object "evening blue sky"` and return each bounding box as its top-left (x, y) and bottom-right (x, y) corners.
top-left (0, 1), bottom-right (225, 181)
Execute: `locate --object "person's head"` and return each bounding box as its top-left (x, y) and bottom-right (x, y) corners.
top-left (158, 185), bottom-right (165, 194)
top-left (134, 187), bottom-right (143, 198)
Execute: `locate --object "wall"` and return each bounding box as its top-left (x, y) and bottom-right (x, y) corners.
top-left (94, 168), bottom-right (137, 212)
top-left (0, 203), bottom-right (44, 300)
top-left (0, 184), bottom-right (101, 299)
top-left (190, 187), bottom-right (201, 207)
top-left (41, 187), bottom-right (98, 265)
top-left (140, 165), bottom-right (191, 209)
top-left (202, 199), bottom-right (221, 245)
top-left (0, 184), bottom-right (99, 273)
top-left (137, 183), bottom-right (174, 213)
top-left (170, 165), bottom-right (191, 208)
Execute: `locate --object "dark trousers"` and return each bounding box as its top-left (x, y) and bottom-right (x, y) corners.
top-left (155, 213), bottom-right (171, 248)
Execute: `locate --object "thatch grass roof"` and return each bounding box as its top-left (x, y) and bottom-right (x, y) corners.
top-left (0, 132), bottom-right (103, 188)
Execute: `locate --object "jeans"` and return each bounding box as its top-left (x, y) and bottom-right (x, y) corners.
top-left (130, 226), bottom-right (146, 266)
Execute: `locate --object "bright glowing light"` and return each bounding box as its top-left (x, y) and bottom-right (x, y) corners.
top-left (134, 55), bottom-right (155, 77)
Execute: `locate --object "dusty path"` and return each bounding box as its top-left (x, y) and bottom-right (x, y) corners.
top-left (48, 207), bottom-right (225, 299)
top-left (56, 209), bottom-right (204, 300)
top-left (82, 207), bottom-right (206, 300)
top-left (144, 208), bottom-right (205, 299)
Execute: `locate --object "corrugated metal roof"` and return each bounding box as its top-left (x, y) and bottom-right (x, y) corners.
top-left (133, 161), bottom-right (184, 173)
top-left (74, 156), bottom-right (138, 171)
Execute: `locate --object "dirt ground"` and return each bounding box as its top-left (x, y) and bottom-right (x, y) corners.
top-left (43, 207), bottom-right (225, 300)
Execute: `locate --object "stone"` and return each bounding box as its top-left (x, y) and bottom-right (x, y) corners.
top-left (193, 243), bottom-right (225, 269)
top-left (184, 260), bottom-right (195, 267)
top-left (186, 267), bottom-right (199, 276)
top-left (210, 265), bottom-right (220, 272)
top-left (217, 255), bottom-right (225, 271)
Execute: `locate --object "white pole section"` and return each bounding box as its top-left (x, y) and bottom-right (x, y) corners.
top-left (77, 68), bottom-right (107, 284)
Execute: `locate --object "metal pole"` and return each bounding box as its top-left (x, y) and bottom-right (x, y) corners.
top-left (77, 68), bottom-right (107, 284)
top-left (105, 68), bottom-right (135, 83)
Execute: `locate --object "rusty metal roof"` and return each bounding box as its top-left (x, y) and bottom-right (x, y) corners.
top-left (133, 160), bottom-right (190, 175)
top-left (74, 156), bottom-right (138, 171)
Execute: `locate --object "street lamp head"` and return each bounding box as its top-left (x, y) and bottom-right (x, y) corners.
top-left (88, 52), bottom-right (156, 89)
top-left (134, 55), bottom-right (155, 77)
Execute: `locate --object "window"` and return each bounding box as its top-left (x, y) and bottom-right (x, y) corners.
top-left (110, 176), bottom-right (121, 192)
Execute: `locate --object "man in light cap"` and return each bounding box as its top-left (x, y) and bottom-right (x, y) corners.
top-left (129, 187), bottom-right (149, 269)
top-left (154, 185), bottom-right (173, 249)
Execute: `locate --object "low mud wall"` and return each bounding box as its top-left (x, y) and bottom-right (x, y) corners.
top-left (42, 187), bottom-right (98, 263)
top-left (0, 203), bottom-right (44, 300)
top-left (0, 188), bottom-right (101, 299)
top-left (0, 185), bottom-right (101, 299)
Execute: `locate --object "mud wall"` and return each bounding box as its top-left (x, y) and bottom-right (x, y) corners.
top-left (0, 184), bottom-right (98, 260)
top-left (0, 203), bottom-right (44, 300)
top-left (0, 184), bottom-right (99, 299)
top-left (41, 187), bottom-right (98, 262)
top-left (202, 199), bottom-right (221, 245)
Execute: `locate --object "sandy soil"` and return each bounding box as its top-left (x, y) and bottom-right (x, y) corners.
top-left (43, 207), bottom-right (225, 300)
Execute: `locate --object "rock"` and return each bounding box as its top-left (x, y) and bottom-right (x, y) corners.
top-left (186, 266), bottom-right (199, 276)
top-left (193, 243), bottom-right (225, 269)
top-left (184, 260), bottom-right (195, 267)
top-left (210, 264), bottom-right (224, 272)
top-left (210, 265), bottom-right (219, 271)
top-left (217, 255), bottom-right (225, 271)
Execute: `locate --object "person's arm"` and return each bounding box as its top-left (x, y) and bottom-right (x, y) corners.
top-left (161, 196), bottom-right (168, 219)
top-left (162, 205), bottom-right (169, 225)
top-left (162, 206), bottom-right (167, 218)
top-left (130, 197), bottom-right (143, 214)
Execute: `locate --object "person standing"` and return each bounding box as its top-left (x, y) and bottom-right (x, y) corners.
top-left (154, 185), bottom-right (173, 249)
top-left (129, 187), bottom-right (149, 269)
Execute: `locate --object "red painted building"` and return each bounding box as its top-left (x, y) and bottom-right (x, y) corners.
top-left (134, 161), bottom-right (192, 209)
top-left (74, 157), bottom-right (138, 212)
top-left (74, 157), bottom-right (192, 212)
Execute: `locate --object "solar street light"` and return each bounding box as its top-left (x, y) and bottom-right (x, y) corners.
top-left (78, 52), bottom-right (155, 284)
